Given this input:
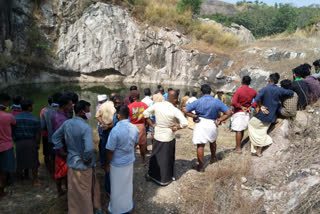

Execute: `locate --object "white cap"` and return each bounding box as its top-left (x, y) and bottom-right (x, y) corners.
top-left (97, 94), bottom-right (108, 102)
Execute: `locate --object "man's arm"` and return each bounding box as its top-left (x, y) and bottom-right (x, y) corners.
top-left (52, 124), bottom-right (65, 150)
top-left (105, 130), bottom-right (116, 172)
top-left (82, 126), bottom-right (95, 165)
top-left (182, 100), bottom-right (198, 118)
top-left (143, 105), bottom-right (155, 119)
top-left (216, 109), bottom-right (232, 126)
top-left (105, 150), bottom-right (114, 173)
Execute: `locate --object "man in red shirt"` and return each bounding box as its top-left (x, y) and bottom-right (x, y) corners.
top-left (128, 90), bottom-right (148, 164)
top-left (231, 76), bottom-right (257, 153)
top-left (0, 93), bottom-right (16, 198)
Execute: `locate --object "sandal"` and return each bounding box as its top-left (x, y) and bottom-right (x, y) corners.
top-left (251, 153), bottom-right (263, 157)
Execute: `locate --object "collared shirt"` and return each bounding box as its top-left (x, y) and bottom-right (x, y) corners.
top-left (41, 107), bottom-right (57, 142)
top-left (280, 92), bottom-right (298, 117)
top-left (52, 117), bottom-right (96, 170)
top-left (142, 96), bottom-right (153, 107)
top-left (291, 80), bottom-right (310, 110)
top-left (144, 101), bottom-right (188, 142)
top-left (186, 97), bottom-right (197, 105)
top-left (185, 95), bottom-right (229, 120)
top-left (153, 93), bottom-right (165, 103)
top-left (95, 101), bottom-right (116, 125)
top-left (51, 111), bottom-right (69, 133)
top-left (253, 84), bottom-right (294, 123)
top-left (14, 112), bottom-right (41, 141)
top-left (232, 85), bottom-right (258, 113)
top-left (106, 119), bottom-right (139, 167)
top-left (180, 96), bottom-right (190, 108)
top-left (0, 111), bottom-right (16, 152)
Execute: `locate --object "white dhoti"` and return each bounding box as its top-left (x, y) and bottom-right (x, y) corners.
top-left (231, 112), bottom-right (250, 132)
top-left (248, 117), bottom-right (273, 153)
top-left (109, 163), bottom-right (134, 214)
top-left (192, 117), bottom-right (218, 144)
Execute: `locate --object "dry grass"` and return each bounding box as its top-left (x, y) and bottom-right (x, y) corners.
top-left (180, 154), bottom-right (263, 214)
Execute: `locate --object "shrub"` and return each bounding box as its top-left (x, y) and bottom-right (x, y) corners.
top-left (176, 0), bottom-right (202, 15)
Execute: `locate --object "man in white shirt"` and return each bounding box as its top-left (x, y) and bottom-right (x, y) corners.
top-left (141, 88), bottom-right (153, 107)
top-left (144, 90), bottom-right (188, 186)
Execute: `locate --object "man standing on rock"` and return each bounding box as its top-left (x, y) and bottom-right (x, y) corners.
top-left (231, 76), bottom-right (257, 153)
top-left (144, 90), bottom-right (188, 185)
top-left (183, 84), bottom-right (232, 172)
top-left (52, 100), bottom-right (101, 214)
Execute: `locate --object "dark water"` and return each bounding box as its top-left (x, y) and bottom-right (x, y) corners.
top-left (3, 82), bottom-right (204, 128)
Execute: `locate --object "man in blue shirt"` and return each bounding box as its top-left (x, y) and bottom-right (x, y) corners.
top-left (105, 106), bottom-right (139, 214)
top-left (183, 84), bottom-right (232, 172)
top-left (52, 100), bottom-right (101, 214)
top-left (163, 88), bottom-right (173, 101)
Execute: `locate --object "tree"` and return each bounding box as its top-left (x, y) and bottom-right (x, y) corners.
top-left (177, 0), bottom-right (202, 15)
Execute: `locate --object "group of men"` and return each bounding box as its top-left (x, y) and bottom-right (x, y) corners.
top-left (0, 59), bottom-right (319, 214)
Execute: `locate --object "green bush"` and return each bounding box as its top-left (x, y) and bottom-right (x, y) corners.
top-left (177, 0), bottom-right (202, 15)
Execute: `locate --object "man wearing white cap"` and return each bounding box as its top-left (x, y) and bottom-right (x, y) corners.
top-left (96, 94), bottom-right (108, 113)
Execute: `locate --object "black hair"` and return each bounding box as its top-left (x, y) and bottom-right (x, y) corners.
top-left (52, 92), bottom-right (63, 103)
top-left (58, 95), bottom-right (72, 108)
top-left (242, 76), bottom-right (251, 85)
top-left (63, 91), bottom-right (79, 104)
top-left (112, 95), bottom-right (123, 102)
top-left (0, 93), bottom-right (11, 103)
top-left (13, 95), bottom-right (24, 105)
top-left (192, 91), bottom-right (198, 97)
top-left (159, 87), bottom-right (164, 93)
top-left (157, 85), bottom-right (162, 90)
top-left (144, 88), bottom-right (151, 96)
top-left (313, 59), bottom-right (320, 67)
top-left (185, 91), bottom-right (190, 96)
top-left (269, 73), bottom-right (280, 84)
top-left (48, 96), bottom-right (53, 105)
top-left (201, 84), bottom-right (211, 94)
top-left (117, 105), bottom-right (129, 118)
top-left (74, 100), bottom-right (91, 114)
top-left (280, 79), bottom-right (292, 90)
top-left (292, 65), bottom-right (303, 78)
top-left (168, 88), bottom-right (173, 92)
top-left (21, 100), bottom-right (33, 111)
top-left (301, 63), bottom-right (311, 78)
top-left (130, 85), bottom-right (137, 91)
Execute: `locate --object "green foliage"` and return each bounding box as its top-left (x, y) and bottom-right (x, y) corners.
top-left (201, 13), bottom-right (232, 26)
top-left (205, 2), bottom-right (320, 38)
top-left (26, 24), bottom-right (50, 56)
top-left (177, 0), bottom-right (202, 15)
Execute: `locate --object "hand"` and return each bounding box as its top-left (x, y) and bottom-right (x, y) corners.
top-left (100, 125), bottom-right (109, 130)
top-left (151, 123), bottom-right (157, 128)
top-left (215, 119), bottom-right (221, 126)
top-left (171, 126), bottom-right (179, 132)
top-left (193, 116), bottom-right (200, 123)
top-left (105, 164), bottom-right (110, 173)
top-left (261, 106), bottom-right (269, 115)
top-left (240, 106), bottom-right (248, 112)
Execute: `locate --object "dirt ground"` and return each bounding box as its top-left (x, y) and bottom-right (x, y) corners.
top-left (0, 120), bottom-right (253, 214)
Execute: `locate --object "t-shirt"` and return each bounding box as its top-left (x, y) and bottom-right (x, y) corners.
top-left (0, 111), bottom-right (16, 152)
top-left (232, 85), bottom-right (258, 113)
top-left (95, 101), bottom-right (116, 125)
top-left (128, 101), bottom-right (148, 124)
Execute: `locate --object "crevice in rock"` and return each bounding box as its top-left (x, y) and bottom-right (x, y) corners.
top-left (82, 68), bottom-right (124, 77)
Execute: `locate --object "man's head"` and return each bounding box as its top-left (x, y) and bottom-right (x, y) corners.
top-left (301, 63), bottom-right (311, 78)
top-left (51, 92), bottom-right (63, 106)
top-left (13, 95), bottom-right (24, 105)
top-left (167, 90), bottom-right (178, 105)
top-left (21, 100), bottom-right (33, 112)
top-left (242, 76), bottom-right (251, 85)
top-left (159, 87), bottom-right (165, 94)
top-left (185, 91), bottom-right (190, 96)
top-left (144, 88), bottom-right (151, 96)
top-left (217, 91), bottom-right (224, 96)
top-left (313, 59), bottom-right (320, 73)
top-left (0, 93), bottom-right (11, 110)
top-left (117, 105), bottom-right (130, 121)
top-left (63, 91), bottom-right (78, 104)
top-left (109, 93), bottom-right (117, 101)
top-left (130, 85), bottom-right (137, 91)
top-left (112, 95), bottom-right (124, 108)
top-left (292, 65), bottom-right (303, 79)
top-left (168, 88), bottom-right (173, 93)
top-left (157, 85), bottom-right (162, 90)
top-left (97, 94), bottom-right (108, 104)
top-left (201, 84), bottom-right (211, 95)
top-left (48, 96), bottom-right (53, 106)
top-left (58, 95), bottom-right (73, 113)
top-left (192, 91), bottom-right (197, 97)
top-left (269, 72), bottom-right (280, 84)
top-left (74, 100), bottom-right (91, 120)
top-left (129, 90), bottom-right (140, 103)
top-left (280, 79), bottom-right (292, 90)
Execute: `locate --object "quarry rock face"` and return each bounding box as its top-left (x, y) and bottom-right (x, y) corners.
top-left (55, 3), bottom-right (233, 88)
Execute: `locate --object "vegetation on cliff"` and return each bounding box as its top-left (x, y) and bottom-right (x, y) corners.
top-left (202, 1), bottom-right (320, 38)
